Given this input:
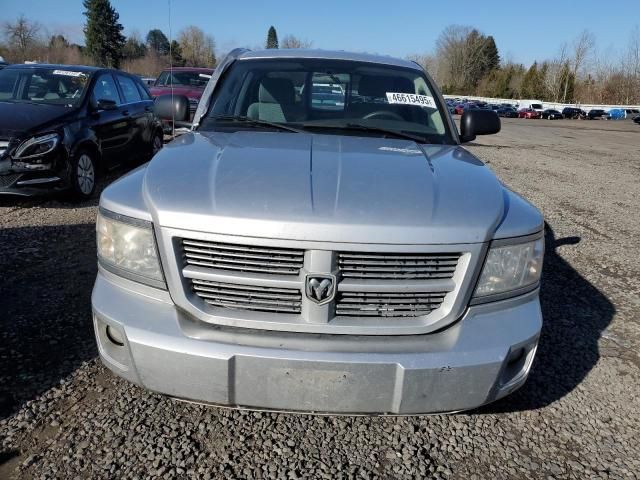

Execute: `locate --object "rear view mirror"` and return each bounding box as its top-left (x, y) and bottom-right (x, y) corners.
top-left (96, 98), bottom-right (117, 111)
top-left (460, 110), bottom-right (501, 142)
top-left (154, 94), bottom-right (191, 128)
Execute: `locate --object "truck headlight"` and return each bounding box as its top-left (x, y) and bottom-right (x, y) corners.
top-left (473, 235), bottom-right (544, 301)
top-left (96, 209), bottom-right (165, 288)
top-left (14, 133), bottom-right (60, 159)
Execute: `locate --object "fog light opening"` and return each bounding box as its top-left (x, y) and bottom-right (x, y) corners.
top-left (507, 348), bottom-right (525, 367)
top-left (105, 325), bottom-right (125, 347)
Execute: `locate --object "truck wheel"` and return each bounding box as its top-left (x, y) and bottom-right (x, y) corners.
top-left (69, 149), bottom-right (97, 200)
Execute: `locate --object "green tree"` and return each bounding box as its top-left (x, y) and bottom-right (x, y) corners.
top-left (146, 29), bottom-right (170, 55)
top-left (558, 62), bottom-right (575, 102)
top-left (49, 34), bottom-right (69, 48)
top-left (520, 62), bottom-right (543, 98)
top-left (123, 34), bottom-right (147, 60)
top-left (482, 36), bottom-right (500, 71)
top-left (170, 40), bottom-right (185, 66)
top-left (83, 0), bottom-right (125, 67)
top-left (266, 26), bottom-right (278, 49)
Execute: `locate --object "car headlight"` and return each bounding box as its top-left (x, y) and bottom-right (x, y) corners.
top-left (14, 133), bottom-right (60, 159)
top-left (96, 209), bottom-right (165, 288)
top-left (473, 234), bottom-right (544, 301)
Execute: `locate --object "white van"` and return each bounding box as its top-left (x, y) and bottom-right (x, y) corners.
top-left (517, 99), bottom-right (544, 113)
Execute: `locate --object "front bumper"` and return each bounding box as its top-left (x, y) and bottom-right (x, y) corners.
top-left (0, 153), bottom-right (70, 196)
top-left (92, 268), bottom-right (542, 414)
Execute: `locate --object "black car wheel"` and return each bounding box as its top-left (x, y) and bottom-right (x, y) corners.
top-left (151, 131), bottom-right (163, 156)
top-left (70, 149), bottom-right (97, 200)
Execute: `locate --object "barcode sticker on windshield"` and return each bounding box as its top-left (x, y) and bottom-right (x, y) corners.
top-left (52, 70), bottom-right (85, 77)
top-left (386, 92), bottom-right (436, 108)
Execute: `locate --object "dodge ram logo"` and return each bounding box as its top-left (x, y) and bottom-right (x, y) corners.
top-left (305, 274), bottom-right (335, 305)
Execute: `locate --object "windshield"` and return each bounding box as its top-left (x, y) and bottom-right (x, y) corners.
top-left (0, 67), bottom-right (90, 107)
top-left (155, 70), bottom-right (210, 88)
top-left (201, 58), bottom-right (452, 144)
top-left (531, 104), bottom-right (543, 109)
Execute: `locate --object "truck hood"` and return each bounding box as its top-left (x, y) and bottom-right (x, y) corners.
top-left (142, 131), bottom-right (507, 244)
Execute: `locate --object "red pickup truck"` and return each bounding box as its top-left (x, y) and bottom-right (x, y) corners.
top-left (149, 67), bottom-right (214, 117)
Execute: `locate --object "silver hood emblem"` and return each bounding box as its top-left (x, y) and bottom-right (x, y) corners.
top-left (305, 274), bottom-right (335, 305)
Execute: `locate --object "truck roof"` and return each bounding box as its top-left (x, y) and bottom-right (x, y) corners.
top-left (238, 49), bottom-right (422, 71)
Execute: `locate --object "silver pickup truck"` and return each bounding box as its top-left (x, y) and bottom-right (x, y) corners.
top-left (92, 49), bottom-right (544, 414)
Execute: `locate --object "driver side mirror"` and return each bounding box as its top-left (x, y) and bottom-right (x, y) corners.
top-left (96, 98), bottom-right (118, 111)
top-left (460, 109), bottom-right (501, 142)
top-left (154, 94), bottom-right (192, 128)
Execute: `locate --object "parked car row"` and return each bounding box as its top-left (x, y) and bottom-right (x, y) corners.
top-left (447, 98), bottom-right (640, 123)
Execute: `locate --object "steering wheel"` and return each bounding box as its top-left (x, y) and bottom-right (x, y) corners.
top-left (363, 110), bottom-right (404, 121)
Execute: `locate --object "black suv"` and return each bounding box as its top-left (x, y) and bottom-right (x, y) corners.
top-left (0, 64), bottom-right (163, 199)
top-left (561, 107), bottom-right (585, 119)
top-left (585, 109), bottom-right (606, 120)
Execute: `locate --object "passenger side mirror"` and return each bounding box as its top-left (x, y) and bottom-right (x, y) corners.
top-left (154, 94), bottom-right (191, 128)
top-left (459, 110), bottom-right (501, 143)
top-left (96, 98), bottom-right (118, 111)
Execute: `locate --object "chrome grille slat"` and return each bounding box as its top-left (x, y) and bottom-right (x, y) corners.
top-left (190, 278), bottom-right (301, 314)
top-left (182, 239), bottom-right (304, 257)
top-left (338, 251), bottom-right (461, 280)
top-left (183, 246), bottom-right (302, 261)
top-left (181, 238), bottom-right (304, 275)
top-left (336, 291), bottom-right (448, 317)
top-left (185, 252), bottom-right (302, 268)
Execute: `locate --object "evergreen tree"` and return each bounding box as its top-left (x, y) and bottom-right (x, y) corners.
top-left (558, 62), bottom-right (575, 102)
top-left (170, 40), bottom-right (185, 66)
top-left (266, 26), bottom-right (278, 49)
top-left (123, 36), bottom-right (147, 60)
top-left (520, 62), bottom-right (545, 98)
top-left (146, 29), bottom-right (170, 55)
top-left (83, 0), bottom-right (125, 67)
top-left (482, 36), bottom-right (500, 71)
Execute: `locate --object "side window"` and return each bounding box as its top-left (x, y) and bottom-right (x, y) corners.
top-left (155, 71), bottom-right (168, 86)
top-left (92, 73), bottom-right (120, 104)
top-left (116, 75), bottom-right (142, 103)
top-left (310, 72), bottom-right (348, 111)
top-left (135, 79), bottom-right (152, 100)
top-left (0, 69), bottom-right (19, 100)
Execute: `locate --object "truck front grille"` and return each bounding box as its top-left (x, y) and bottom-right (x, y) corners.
top-left (191, 279), bottom-right (302, 314)
top-left (338, 252), bottom-right (460, 280)
top-left (182, 239), bottom-right (304, 275)
top-left (170, 230), bottom-right (476, 334)
top-left (336, 291), bottom-right (448, 317)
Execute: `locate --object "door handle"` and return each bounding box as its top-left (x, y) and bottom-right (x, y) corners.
top-left (122, 110), bottom-right (129, 116)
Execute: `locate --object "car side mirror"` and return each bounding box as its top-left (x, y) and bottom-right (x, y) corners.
top-left (459, 109), bottom-right (501, 142)
top-left (154, 94), bottom-right (191, 128)
top-left (96, 98), bottom-right (118, 111)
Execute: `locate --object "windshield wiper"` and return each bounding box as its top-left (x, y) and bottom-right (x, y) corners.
top-left (209, 115), bottom-right (303, 133)
top-left (299, 123), bottom-right (430, 143)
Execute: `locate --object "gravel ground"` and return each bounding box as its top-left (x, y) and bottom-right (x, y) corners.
top-left (1, 118), bottom-right (639, 479)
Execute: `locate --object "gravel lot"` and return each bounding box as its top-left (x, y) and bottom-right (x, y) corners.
top-left (1, 118), bottom-right (639, 479)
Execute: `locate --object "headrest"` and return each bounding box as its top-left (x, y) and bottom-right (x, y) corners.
top-left (259, 77), bottom-right (295, 104)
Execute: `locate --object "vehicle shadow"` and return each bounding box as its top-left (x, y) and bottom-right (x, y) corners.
top-left (0, 220), bottom-right (614, 418)
top-left (477, 222), bottom-right (615, 413)
top-left (0, 223), bottom-right (98, 419)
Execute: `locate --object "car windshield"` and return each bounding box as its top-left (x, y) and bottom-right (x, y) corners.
top-left (201, 58), bottom-right (452, 144)
top-left (0, 67), bottom-right (90, 107)
top-left (531, 104), bottom-right (543, 109)
top-left (155, 70), bottom-right (210, 88)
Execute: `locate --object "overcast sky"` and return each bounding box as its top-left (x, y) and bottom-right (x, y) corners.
top-left (3, 0), bottom-right (639, 65)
